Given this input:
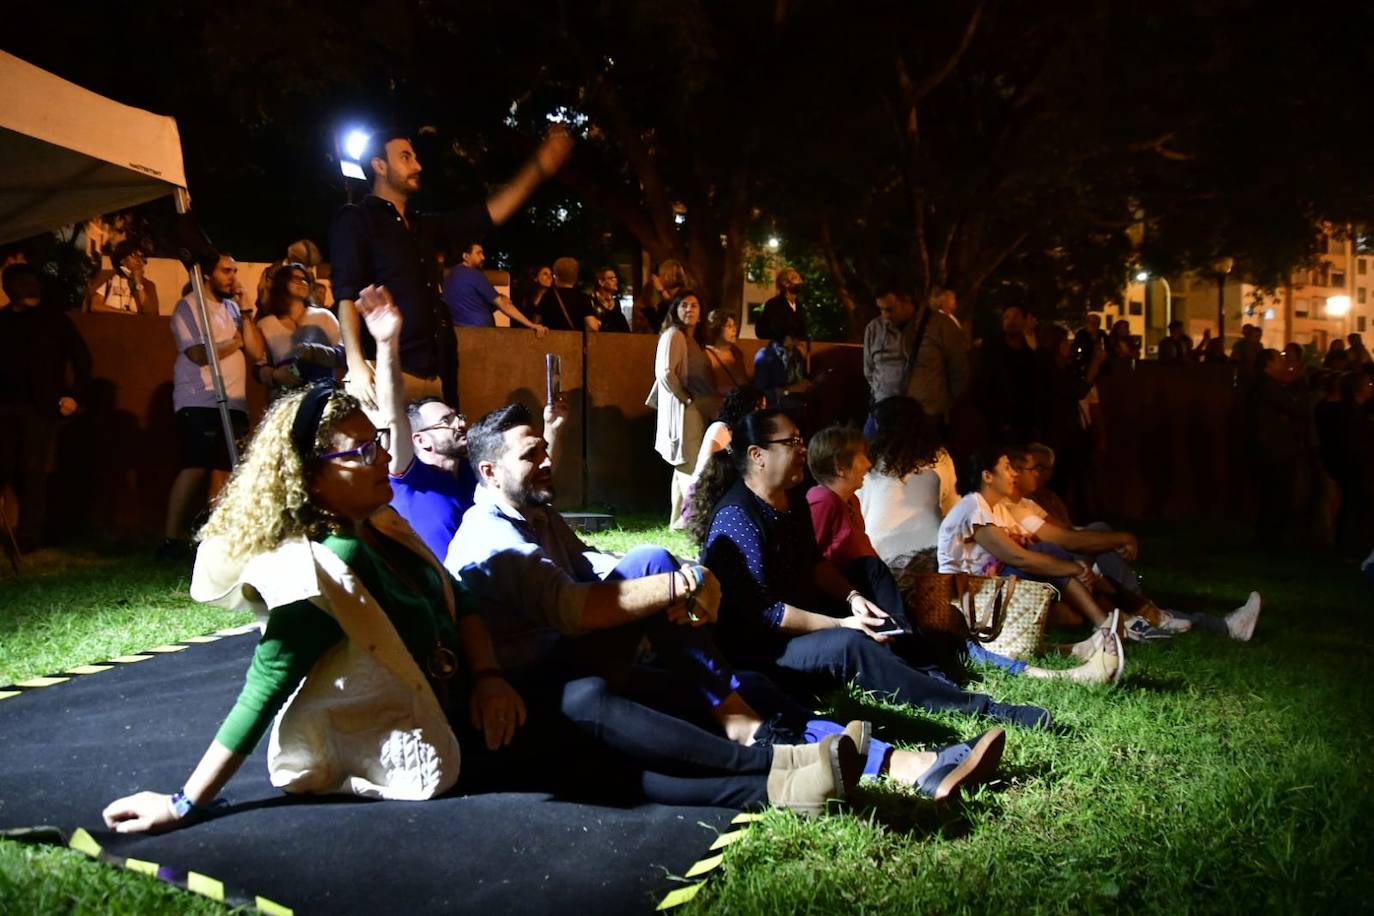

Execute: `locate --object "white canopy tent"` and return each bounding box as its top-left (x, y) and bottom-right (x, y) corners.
top-left (0, 50), bottom-right (238, 464)
top-left (0, 50), bottom-right (186, 246)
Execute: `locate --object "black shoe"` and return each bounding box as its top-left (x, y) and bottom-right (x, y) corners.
top-left (989, 702), bottom-right (1053, 730)
top-left (750, 714), bottom-right (805, 748)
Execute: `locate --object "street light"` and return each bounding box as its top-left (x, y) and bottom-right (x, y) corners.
top-left (338, 128), bottom-right (371, 181)
top-left (1327, 294), bottom-right (1352, 317)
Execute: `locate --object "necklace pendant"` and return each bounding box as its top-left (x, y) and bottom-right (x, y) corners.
top-left (427, 646), bottom-right (458, 680)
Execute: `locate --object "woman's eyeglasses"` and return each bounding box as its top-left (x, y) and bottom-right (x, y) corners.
top-left (763, 435), bottom-right (805, 450)
top-left (319, 429), bottom-right (389, 465)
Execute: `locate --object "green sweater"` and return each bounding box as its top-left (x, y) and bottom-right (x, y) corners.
top-left (214, 530), bottom-right (477, 755)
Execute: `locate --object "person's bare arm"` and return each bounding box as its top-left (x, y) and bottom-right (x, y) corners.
top-left (1033, 521), bottom-right (1137, 559)
top-left (354, 285), bottom-right (413, 475)
top-left (484, 127), bottom-right (574, 225)
top-left (579, 565), bottom-right (720, 630)
top-left (973, 525), bottom-right (1087, 581)
top-left (493, 294), bottom-right (548, 336)
top-left (337, 298), bottom-right (377, 408)
top-left (138, 278), bottom-right (160, 316)
top-left (777, 603), bottom-right (890, 639)
top-left (457, 613), bottom-right (525, 750)
top-left (102, 741), bottom-right (245, 834)
top-left (813, 558), bottom-right (892, 626)
top-left (184, 333), bottom-right (244, 367)
top-left (239, 312), bottom-right (267, 364)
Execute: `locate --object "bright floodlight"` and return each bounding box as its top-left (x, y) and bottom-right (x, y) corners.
top-left (767, 236), bottom-right (781, 251)
top-left (1327, 295), bottom-right (1352, 317)
top-left (1135, 270), bottom-right (1149, 282)
top-left (1264, 308), bottom-right (1276, 320)
top-left (343, 129), bottom-right (371, 162)
top-left (340, 161), bottom-right (366, 180)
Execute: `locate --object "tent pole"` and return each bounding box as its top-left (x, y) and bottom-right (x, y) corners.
top-left (174, 187), bottom-right (238, 468)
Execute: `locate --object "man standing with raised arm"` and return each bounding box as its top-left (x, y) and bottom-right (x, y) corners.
top-left (330, 126), bottom-right (572, 408)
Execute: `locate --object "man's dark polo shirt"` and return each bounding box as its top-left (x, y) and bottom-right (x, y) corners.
top-left (329, 195), bottom-right (492, 378)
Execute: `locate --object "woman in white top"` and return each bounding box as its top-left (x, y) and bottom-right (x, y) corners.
top-left (648, 292), bottom-right (719, 526)
top-left (254, 263), bottom-right (342, 396)
top-left (859, 397), bottom-right (959, 571)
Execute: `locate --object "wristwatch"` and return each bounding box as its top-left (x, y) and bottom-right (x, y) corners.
top-left (170, 790), bottom-right (209, 821)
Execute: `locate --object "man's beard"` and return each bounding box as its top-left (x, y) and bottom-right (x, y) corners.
top-left (434, 439), bottom-right (467, 461)
top-left (513, 480), bottom-right (556, 508)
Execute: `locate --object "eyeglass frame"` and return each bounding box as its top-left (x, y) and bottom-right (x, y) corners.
top-left (761, 435), bottom-right (806, 450)
top-left (415, 411), bottom-right (467, 434)
top-left (318, 429), bottom-right (390, 464)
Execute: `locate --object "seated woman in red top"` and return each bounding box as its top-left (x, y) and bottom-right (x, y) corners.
top-left (805, 425), bottom-right (1119, 687)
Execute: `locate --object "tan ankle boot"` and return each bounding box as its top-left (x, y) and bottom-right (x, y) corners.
top-left (767, 735), bottom-right (860, 817)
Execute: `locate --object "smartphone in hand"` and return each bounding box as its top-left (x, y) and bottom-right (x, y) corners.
top-left (545, 354), bottom-right (561, 404)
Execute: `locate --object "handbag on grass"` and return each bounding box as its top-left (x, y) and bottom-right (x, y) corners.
top-left (899, 570), bottom-right (1057, 660)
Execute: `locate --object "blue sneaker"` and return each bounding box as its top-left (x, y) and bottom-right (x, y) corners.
top-left (915, 728), bottom-right (1006, 801)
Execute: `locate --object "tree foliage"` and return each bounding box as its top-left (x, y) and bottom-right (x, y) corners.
top-left (5, 0), bottom-right (1372, 335)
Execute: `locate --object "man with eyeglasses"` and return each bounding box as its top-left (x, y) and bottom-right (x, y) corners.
top-left (588, 266), bottom-right (629, 333)
top-left (385, 353), bottom-right (567, 559)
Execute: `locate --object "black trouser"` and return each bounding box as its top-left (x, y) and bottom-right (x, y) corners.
top-left (454, 672), bottom-right (771, 809)
top-left (0, 404), bottom-right (55, 544)
top-left (724, 558), bottom-right (994, 719)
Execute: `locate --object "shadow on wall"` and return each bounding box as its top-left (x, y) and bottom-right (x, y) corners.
top-left (41, 315), bottom-right (1280, 537)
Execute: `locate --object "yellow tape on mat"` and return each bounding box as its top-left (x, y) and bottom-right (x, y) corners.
top-left (187, 871), bottom-right (225, 901)
top-left (69, 828), bottom-right (101, 857)
top-left (656, 882), bottom-right (706, 910)
top-left (144, 645), bottom-right (188, 654)
top-left (182, 636), bottom-right (222, 644)
top-left (709, 830), bottom-right (747, 851)
top-left (14, 676), bottom-right (69, 688)
top-left (108, 655), bottom-right (153, 663)
top-left (124, 857), bottom-right (159, 876)
top-left (66, 665), bottom-right (114, 675)
top-left (0, 691), bottom-right (22, 701)
top-left (683, 853), bottom-right (724, 878)
top-left (255, 896), bottom-right (295, 915)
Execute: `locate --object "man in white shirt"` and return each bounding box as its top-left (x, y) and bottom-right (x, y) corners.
top-left (158, 250), bottom-right (265, 558)
top-left (1006, 446), bottom-right (1262, 642)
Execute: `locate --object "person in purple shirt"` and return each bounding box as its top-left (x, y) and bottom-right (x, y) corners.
top-left (443, 242), bottom-right (548, 334)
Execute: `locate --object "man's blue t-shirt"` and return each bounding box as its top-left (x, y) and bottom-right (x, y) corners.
top-left (442, 265), bottom-right (498, 327)
top-left (389, 457), bottom-right (479, 560)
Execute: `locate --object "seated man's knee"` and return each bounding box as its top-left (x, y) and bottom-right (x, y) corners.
top-left (560, 676), bottom-right (613, 721)
top-left (608, 545), bottom-right (679, 580)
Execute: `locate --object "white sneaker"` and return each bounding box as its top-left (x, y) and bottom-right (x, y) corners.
top-left (1225, 592), bottom-right (1262, 642)
top-left (1155, 610), bottom-right (1194, 634)
top-left (1068, 622), bottom-right (1125, 686)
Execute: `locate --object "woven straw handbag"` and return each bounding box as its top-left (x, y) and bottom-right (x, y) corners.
top-left (900, 571), bottom-right (1056, 660)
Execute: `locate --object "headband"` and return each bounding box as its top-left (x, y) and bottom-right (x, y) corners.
top-left (291, 379), bottom-right (337, 461)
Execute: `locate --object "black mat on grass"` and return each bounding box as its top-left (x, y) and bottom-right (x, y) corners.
top-left (0, 632), bottom-right (737, 914)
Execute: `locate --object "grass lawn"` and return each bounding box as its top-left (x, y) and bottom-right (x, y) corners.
top-left (1, 518), bottom-right (1370, 914)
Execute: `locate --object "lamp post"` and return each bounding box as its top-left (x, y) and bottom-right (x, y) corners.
top-left (1212, 257), bottom-right (1235, 342)
top-left (1136, 270), bottom-right (1173, 339)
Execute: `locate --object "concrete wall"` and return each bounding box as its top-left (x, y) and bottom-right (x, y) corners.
top-left (44, 315), bottom-right (1257, 536)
